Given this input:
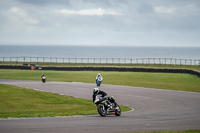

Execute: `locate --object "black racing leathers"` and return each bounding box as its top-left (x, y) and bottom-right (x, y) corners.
top-left (92, 90), bottom-right (107, 103)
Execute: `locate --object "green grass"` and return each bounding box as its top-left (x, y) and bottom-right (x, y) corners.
top-left (0, 65), bottom-right (199, 132)
top-left (0, 84), bottom-right (130, 118)
top-left (0, 69), bottom-right (200, 92)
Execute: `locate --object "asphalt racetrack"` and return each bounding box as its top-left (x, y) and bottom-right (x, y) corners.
top-left (0, 80), bottom-right (200, 133)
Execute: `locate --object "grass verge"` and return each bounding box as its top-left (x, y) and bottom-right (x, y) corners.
top-left (0, 69), bottom-right (200, 92)
top-left (0, 84), bottom-right (131, 118)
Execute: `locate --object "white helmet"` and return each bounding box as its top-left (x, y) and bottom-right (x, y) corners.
top-left (98, 73), bottom-right (100, 75)
top-left (93, 88), bottom-right (99, 94)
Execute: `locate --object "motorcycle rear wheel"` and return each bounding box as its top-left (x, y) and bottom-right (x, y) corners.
top-left (97, 104), bottom-right (107, 117)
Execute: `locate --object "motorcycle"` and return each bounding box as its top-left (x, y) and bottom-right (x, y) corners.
top-left (41, 76), bottom-right (46, 83)
top-left (94, 95), bottom-right (121, 117)
top-left (96, 76), bottom-right (103, 86)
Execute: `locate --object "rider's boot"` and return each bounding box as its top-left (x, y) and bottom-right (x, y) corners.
top-left (107, 103), bottom-right (114, 111)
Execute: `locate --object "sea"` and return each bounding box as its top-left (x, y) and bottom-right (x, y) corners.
top-left (0, 45), bottom-right (199, 59)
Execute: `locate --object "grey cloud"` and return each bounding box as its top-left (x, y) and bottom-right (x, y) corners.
top-left (137, 3), bottom-right (154, 14)
top-left (18, 0), bottom-right (70, 6)
top-left (0, 0), bottom-right (200, 46)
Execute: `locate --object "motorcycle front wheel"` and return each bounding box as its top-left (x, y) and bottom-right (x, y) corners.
top-left (42, 79), bottom-right (46, 83)
top-left (97, 104), bottom-right (107, 117)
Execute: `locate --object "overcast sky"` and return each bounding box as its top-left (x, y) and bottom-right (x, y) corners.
top-left (0, 0), bottom-right (200, 47)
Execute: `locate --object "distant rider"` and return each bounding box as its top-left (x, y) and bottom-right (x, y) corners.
top-left (41, 73), bottom-right (45, 78)
top-left (96, 73), bottom-right (103, 82)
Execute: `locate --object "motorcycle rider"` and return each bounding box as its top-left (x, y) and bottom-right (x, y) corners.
top-left (93, 88), bottom-right (107, 103)
top-left (93, 88), bottom-right (116, 110)
top-left (96, 73), bottom-right (103, 86)
top-left (96, 73), bottom-right (103, 82)
top-left (41, 73), bottom-right (45, 78)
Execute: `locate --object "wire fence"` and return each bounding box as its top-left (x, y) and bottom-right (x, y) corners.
top-left (0, 57), bottom-right (200, 65)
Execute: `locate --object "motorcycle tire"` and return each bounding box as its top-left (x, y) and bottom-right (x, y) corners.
top-left (115, 105), bottom-right (121, 116)
top-left (97, 104), bottom-right (107, 117)
top-left (42, 79), bottom-right (46, 83)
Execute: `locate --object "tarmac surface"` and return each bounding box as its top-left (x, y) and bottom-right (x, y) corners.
top-left (0, 79), bottom-right (200, 133)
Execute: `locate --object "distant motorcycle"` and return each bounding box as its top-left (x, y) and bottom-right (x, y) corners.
top-left (96, 76), bottom-right (103, 86)
top-left (94, 95), bottom-right (121, 117)
top-left (41, 76), bottom-right (46, 83)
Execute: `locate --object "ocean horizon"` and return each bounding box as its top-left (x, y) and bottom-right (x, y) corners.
top-left (0, 45), bottom-right (200, 60)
